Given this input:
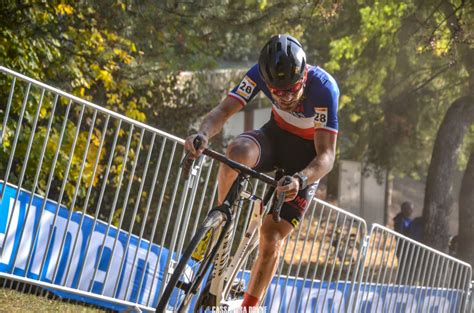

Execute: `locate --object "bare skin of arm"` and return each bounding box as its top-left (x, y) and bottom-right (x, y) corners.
top-left (185, 95), bottom-right (259, 206)
top-left (184, 95), bottom-right (243, 157)
top-left (186, 96), bottom-right (337, 203)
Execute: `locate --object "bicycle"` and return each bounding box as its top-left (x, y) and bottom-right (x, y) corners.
top-left (155, 137), bottom-right (292, 312)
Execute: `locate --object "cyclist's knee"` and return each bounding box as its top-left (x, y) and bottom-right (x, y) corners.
top-left (226, 137), bottom-right (259, 166)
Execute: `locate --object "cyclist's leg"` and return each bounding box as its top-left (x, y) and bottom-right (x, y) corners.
top-left (217, 129), bottom-right (274, 205)
top-left (245, 214), bottom-right (294, 300)
top-left (244, 184), bottom-right (318, 304)
top-left (243, 122), bottom-right (318, 307)
top-left (217, 137), bottom-right (258, 205)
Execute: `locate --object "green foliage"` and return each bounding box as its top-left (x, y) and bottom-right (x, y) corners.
top-left (1, 0), bottom-right (471, 244)
top-left (0, 2), bottom-right (136, 98)
top-left (319, 0), bottom-right (472, 179)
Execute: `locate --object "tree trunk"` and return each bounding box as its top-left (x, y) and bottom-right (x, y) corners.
top-left (457, 151), bottom-right (474, 267)
top-left (422, 95), bottom-right (474, 252)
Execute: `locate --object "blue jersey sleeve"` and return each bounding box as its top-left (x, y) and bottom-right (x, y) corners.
top-left (312, 68), bottom-right (339, 133)
top-left (228, 64), bottom-right (263, 106)
top-left (316, 83), bottom-right (339, 133)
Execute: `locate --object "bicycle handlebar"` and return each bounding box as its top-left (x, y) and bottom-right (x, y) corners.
top-left (202, 147), bottom-right (278, 187)
top-left (182, 135), bottom-right (293, 222)
top-left (183, 135), bottom-right (278, 187)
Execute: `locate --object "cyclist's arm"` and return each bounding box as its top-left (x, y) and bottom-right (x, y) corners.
top-left (185, 95), bottom-right (242, 157)
top-left (198, 95), bottom-right (243, 138)
top-left (301, 131), bottom-right (337, 184)
top-left (276, 131), bottom-right (336, 201)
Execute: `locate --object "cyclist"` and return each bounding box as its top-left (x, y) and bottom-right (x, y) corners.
top-left (184, 34), bottom-right (339, 310)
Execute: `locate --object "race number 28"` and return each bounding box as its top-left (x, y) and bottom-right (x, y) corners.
top-left (235, 76), bottom-right (256, 100)
top-left (239, 81), bottom-right (253, 94)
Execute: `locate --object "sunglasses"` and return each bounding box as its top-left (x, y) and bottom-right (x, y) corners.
top-left (269, 79), bottom-right (305, 97)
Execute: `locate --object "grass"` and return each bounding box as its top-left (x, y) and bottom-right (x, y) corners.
top-left (0, 288), bottom-right (106, 313)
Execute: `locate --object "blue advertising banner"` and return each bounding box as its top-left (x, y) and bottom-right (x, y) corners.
top-left (0, 181), bottom-right (464, 312)
top-left (0, 181), bottom-right (171, 311)
top-left (261, 276), bottom-right (462, 312)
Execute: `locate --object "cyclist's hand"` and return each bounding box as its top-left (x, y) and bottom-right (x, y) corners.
top-left (184, 133), bottom-right (208, 159)
top-left (276, 176), bottom-right (299, 202)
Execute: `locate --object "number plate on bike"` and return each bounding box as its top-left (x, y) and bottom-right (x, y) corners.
top-left (191, 229), bottom-right (213, 261)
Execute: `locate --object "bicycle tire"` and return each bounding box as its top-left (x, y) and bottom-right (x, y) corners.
top-left (156, 210), bottom-right (226, 313)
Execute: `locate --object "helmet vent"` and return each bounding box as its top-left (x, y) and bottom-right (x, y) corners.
top-left (287, 37), bottom-right (302, 47)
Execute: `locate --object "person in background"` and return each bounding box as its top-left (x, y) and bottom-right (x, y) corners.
top-left (393, 201), bottom-right (414, 283)
top-left (393, 201), bottom-right (414, 236)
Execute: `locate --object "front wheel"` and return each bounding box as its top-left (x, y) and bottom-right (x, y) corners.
top-left (156, 211), bottom-right (226, 313)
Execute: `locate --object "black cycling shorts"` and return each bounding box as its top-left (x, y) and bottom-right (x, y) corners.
top-left (237, 119), bottom-right (319, 228)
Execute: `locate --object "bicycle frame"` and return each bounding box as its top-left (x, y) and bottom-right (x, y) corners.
top-left (191, 171), bottom-right (268, 311)
top-left (225, 197), bottom-right (264, 307)
top-left (210, 190), bottom-right (264, 308)
top-left (159, 141), bottom-right (280, 312)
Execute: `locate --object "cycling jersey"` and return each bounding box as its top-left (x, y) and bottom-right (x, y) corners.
top-left (229, 64), bottom-right (340, 140)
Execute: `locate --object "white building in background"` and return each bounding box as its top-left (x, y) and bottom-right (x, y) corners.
top-left (338, 160), bottom-right (386, 226)
top-left (223, 107), bottom-right (270, 138)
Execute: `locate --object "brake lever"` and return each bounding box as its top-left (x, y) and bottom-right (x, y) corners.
top-left (272, 176), bottom-right (293, 223)
top-left (180, 136), bottom-right (203, 179)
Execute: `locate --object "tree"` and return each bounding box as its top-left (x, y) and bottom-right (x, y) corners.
top-left (304, 0), bottom-right (472, 253)
top-left (0, 2), bottom-right (140, 216)
top-left (422, 97), bottom-right (474, 251)
top-left (0, 0), bottom-right (342, 236)
top-left (422, 0), bottom-right (473, 250)
top-left (458, 151), bottom-right (474, 266)
top-left (2, 0), bottom-right (470, 250)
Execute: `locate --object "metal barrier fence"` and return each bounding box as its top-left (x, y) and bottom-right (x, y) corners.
top-left (0, 66), bottom-right (472, 312)
top-left (261, 199), bottom-right (367, 313)
top-left (470, 282), bottom-right (474, 312)
top-left (354, 224), bottom-right (472, 312)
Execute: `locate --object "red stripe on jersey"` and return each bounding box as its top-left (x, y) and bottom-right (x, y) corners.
top-left (228, 93), bottom-right (246, 108)
top-left (272, 107), bottom-right (314, 140)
